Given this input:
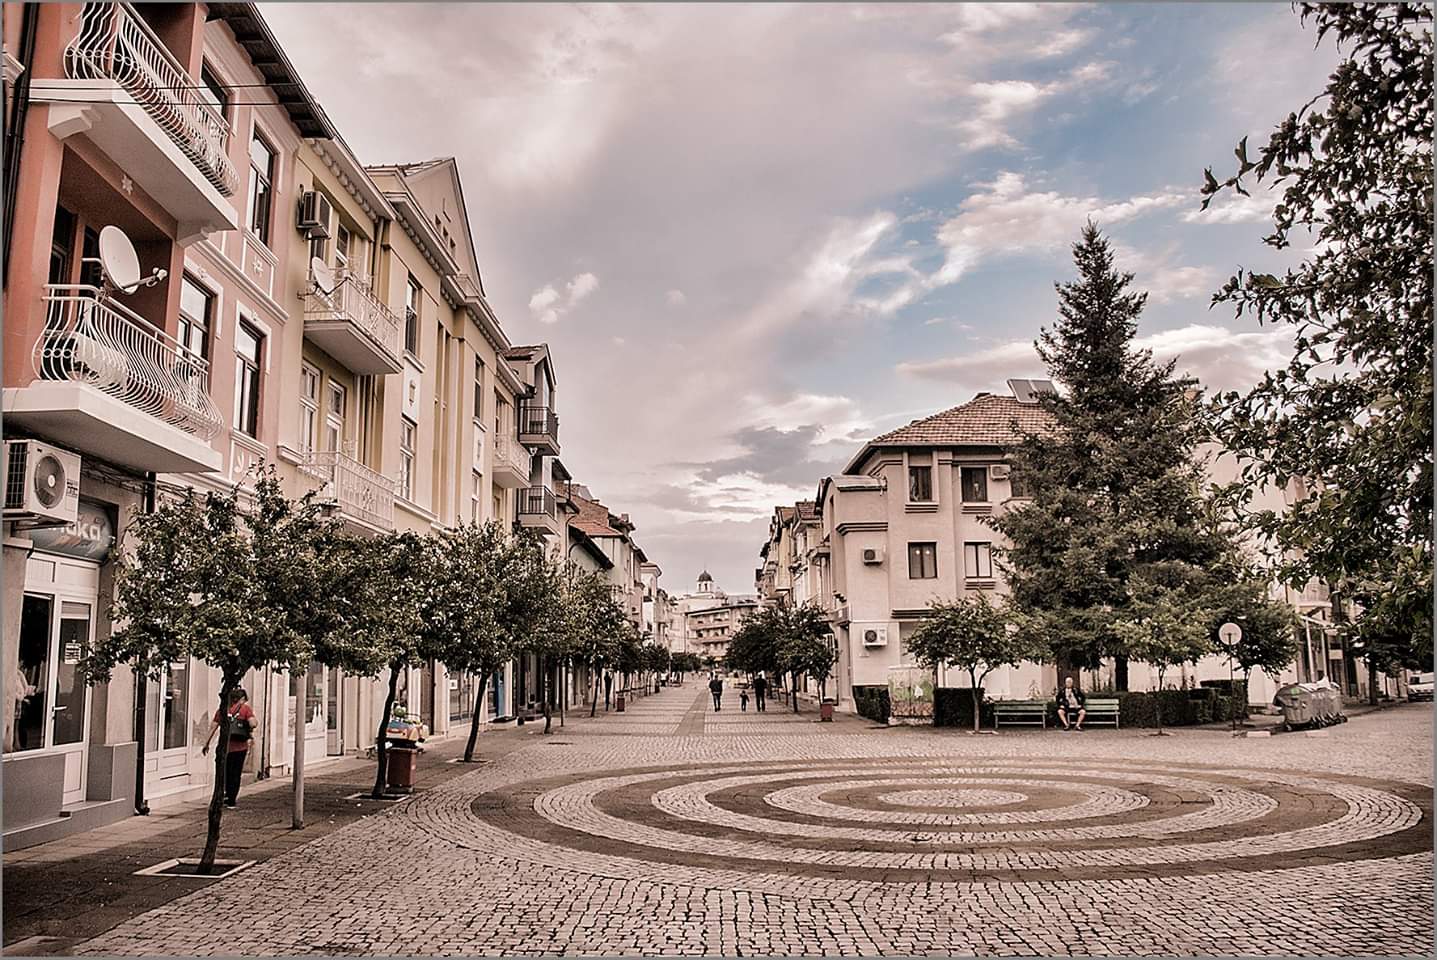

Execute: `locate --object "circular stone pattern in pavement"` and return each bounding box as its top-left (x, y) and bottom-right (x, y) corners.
top-left (876, 787), bottom-right (1028, 808)
top-left (470, 757), bottom-right (1431, 883)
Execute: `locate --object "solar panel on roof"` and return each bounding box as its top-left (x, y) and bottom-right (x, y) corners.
top-left (1008, 378), bottom-right (1036, 403)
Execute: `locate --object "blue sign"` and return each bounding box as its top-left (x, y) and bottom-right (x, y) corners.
top-left (29, 498), bottom-right (115, 563)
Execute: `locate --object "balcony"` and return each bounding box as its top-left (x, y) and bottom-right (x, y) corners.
top-left (491, 433), bottom-right (529, 489)
top-left (31, 2), bottom-right (240, 239)
top-left (298, 450), bottom-right (396, 533)
top-left (303, 272), bottom-right (403, 375)
top-left (3, 285), bottom-right (223, 473)
top-left (517, 402), bottom-right (560, 456)
top-left (517, 485), bottom-right (562, 537)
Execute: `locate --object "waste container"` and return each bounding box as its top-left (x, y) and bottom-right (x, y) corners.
top-left (615, 692), bottom-right (626, 712)
top-left (385, 744), bottom-right (419, 792)
top-left (820, 698), bottom-right (836, 722)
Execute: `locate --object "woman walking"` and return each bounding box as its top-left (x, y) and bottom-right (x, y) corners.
top-left (202, 687), bottom-right (257, 808)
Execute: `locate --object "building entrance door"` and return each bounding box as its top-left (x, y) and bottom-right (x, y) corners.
top-left (15, 594), bottom-right (94, 805)
top-left (146, 659), bottom-right (193, 778)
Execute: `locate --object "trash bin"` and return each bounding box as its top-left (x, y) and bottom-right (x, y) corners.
top-left (616, 693), bottom-right (626, 712)
top-left (820, 699), bottom-right (836, 722)
top-left (385, 744), bottom-right (419, 792)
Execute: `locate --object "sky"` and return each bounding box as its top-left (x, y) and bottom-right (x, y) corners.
top-left (264, 2), bottom-right (1338, 595)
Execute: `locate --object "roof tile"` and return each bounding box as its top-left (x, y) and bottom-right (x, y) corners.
top-left (871, 393), bottom-right (1054, 447)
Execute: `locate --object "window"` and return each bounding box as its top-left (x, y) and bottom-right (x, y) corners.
top-left (1009, 470), bottom-right (1032, 499)
top-left (404, 275), bottom-right (420, 356)
top-left (325, 381), bottom-right (346, 452)
top-left (334, 223), bottom-right (352, 272)
top-left (199, 62), bottom-right (229, 120)
top-left (492, 492), bottom-right (503, 522)
top-left (964, 541), bottom-right (993, 580)
top-left (234, 320), bottom-right (263, 437)
top-left (960, 466), bottom-right (989, 503)
top-left (471, 471), bottom-right (482, 523)
top-left (247, 132), bottom-right (276, 245)
top-left (299, 365), bottom-right (320, 455)
top-left (907, 542), bottom-right (938, 579)
top-left (473, 358), bottom-right (484, 422)
top-left (178, 275), bottom-right (213, 364)
top-left (399, 418), bottom-right (416, 500)
top-left (908, 464), bottom-right (933, 502)
top-left (49, 206), bottom-right (76, 285)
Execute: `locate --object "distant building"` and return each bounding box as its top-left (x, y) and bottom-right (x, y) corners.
top-left (672, 571), bottom-right (758, 665)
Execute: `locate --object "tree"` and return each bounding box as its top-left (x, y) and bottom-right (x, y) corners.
top-left (89, 476), bottom-right (318, 872)
top-left (1201, 4), bottom-right (1432, 669)
top-left (345, 530), bottom-right (430, 799)
top-left (1114, 563), bottom-right (1220, 734)
top-left (1209, 587), bottom-right (1300, 690)
top-left (906, 595), bottom-right (1033, 732)
top-left (992, 224), bottom-right (1234, 683)
top-left (555, 568), bottom-right (626, 718)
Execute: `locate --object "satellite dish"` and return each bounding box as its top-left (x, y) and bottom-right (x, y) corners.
top-left (98, 225), bottom-right (142, 292)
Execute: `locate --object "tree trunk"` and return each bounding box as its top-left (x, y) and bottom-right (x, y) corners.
top-left (542, 656), bottom-right (553, 734)
top-left (292, 664), bottom-right (306, 830)
top-left (133, 667), bottom-right (150, 815)
top-left (371, 662), bottom-right (400, 800)
top-left (1115, 656), bottom-right (1129, 692)
top-left (1368, 659), bottom-right (1379, 706)
top-left (791, 672), bottom-right (800, 713)
top-left (559, 663), bottom-right (566, 728)
top-left (198, 674), bottom-right (237, 873)
top-left (463, 673), bottom-right (490, 763)
top-left (590, 664), bottom-right (601, 718)
top-left (970, 669), bottom-right (981, 733)
top-left (1154, 667), bottom-right (1166, 735)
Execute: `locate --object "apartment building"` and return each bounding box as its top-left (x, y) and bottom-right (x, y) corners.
top-left (670, 572), bottom-right (758, 665)
top-left (1, 1), bottom-right (357, 842)
top-left (1, 3), bottom-right (606, 848)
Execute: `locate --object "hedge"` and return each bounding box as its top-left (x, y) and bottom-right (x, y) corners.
top-left (933, 688), bottom-right (998, 728)
top-left (852, 685), bottom-right (890, 724)
top-left (1088, 682), bottom-right (1249, 728)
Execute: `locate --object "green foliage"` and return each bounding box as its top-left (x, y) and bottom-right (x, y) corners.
top-left (852, 685), bottom-right (891, 724)
top-left (992, 225), bottom-right (1233, 673)
top-left (1203, 4), bottom-right (1433, 665)
top-left (1113, 561), bottom-right (1221, 728)
top-left (1208, 588), bottom-right (1301, 680)
top-left (906, 595), bottom-right (1034, 730)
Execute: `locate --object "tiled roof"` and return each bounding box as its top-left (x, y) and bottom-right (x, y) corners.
top-left (794, 500), bottom-right (818, 521)
top-left (870, 393), bottom-right (1054, 447)
top-left (569, 492), bottom-right (624, 538)
top-left (775, 506), bottom-right (796, 524)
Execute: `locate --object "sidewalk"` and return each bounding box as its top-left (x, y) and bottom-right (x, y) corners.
top-left (0, 704), bottom-right (611, 957)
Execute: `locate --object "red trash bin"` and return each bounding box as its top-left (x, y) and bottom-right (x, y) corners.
top-left (616, 693), bottom-right (626, 712)
top-left (385, 744), bottom-right (419, 792)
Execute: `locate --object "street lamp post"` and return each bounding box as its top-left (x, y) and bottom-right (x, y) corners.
top-left (1219, 622), bottom-right (1242, 736)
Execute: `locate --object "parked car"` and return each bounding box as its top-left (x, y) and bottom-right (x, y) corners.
top-left (1408, 672), bottom-right (1434, 702)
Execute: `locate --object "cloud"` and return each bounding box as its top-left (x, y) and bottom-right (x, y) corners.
top-left (898, 324), bottom-right (1294, 394)
top-left (665, 289), bottom-right (686, 306)
top-left (931, 172), bottom-right (1186, 285)
top-left (1111, 242), bottom-right (1221, 304)
top-left (1181, 190), bottom-right (1279, 225)
top-left (529, 271), bottom-right (600, 324)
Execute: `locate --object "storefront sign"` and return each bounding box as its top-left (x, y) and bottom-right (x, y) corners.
top-left (28, 499), bottom-right (115, 563)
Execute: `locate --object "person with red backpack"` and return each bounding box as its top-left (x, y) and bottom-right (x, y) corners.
top-left (201, 687), bottom-right (257, 807)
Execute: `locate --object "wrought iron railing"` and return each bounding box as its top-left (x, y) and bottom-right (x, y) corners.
top-left (64, 2), bottom-right (238, 197)
top-left (518, 485), bottom-right (557, 519)
top-left (298, 450), bottom-right (396, 530)
top-left (518, 402), bottom-right (559, 443)
top-left (34, 285), bottom-right (223, 439)
top-left (304, 271), bottom-right (402, 362)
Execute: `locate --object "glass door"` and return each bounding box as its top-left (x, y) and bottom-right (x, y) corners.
top-left (326, 667), bottom-right (343, 755)
top-left (13, 596), bottom-right (92, 803)
top-left (13, 595), bottom-right (53, 753)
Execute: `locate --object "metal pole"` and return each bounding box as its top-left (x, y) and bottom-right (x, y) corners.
top-left (292, 665), bottom-right (306, 829)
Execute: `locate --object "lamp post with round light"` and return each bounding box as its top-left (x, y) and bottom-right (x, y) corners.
top-left (1219, 621), bottom-right (1242, 736)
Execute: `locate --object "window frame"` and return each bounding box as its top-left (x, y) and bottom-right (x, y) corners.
top-left (299, 364), bottom-right (320, 456)
top-left (907, 463), bottom-right (934, 503)
top-left (907, 541), bottom-right (938, 580)
top-left (177, 273), bottom-right (214, 365)
top-left (959, 466), bottom-right (989, 504)
top-left (473, 357), bottom-right (485, 423)
top-left (963, 541), bottom-right (994, 581)
top-left (399, 417), bottom-right (417, 501)
top-left (404, 275), bottom-right (421, 357)
top-left (233, 319), bottom-right (263, 438)
top-left (247, 130), bottom-right (276, 246)
top-left (325, 380), bottom-right (347, 453)
top-left (199, 61), bottom-right (229, 123)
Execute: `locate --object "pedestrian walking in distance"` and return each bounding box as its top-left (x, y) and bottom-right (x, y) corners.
top-left (709, 674), bottom-right (723, 711)
top-left (201, 687), bottom-right (256, 808)
top-left (740, 689), bottom-right (750, 712)
top-left (752, 673), bottom-right (768, 712)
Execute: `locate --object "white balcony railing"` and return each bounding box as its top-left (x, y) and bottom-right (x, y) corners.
top-left (64, 2), bottom-right (238, 197)
top-left (304, 271), bottom-right (403, 363)
top-left (34, 285), bottom-right (223, 440)
top-left (493, 432), bottom-right (530, 477)
top-left (299, 450), bottom-right (397, 531)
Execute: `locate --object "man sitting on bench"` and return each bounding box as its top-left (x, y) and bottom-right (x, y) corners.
top-left (1056, 676), bottom-right (1086, 731)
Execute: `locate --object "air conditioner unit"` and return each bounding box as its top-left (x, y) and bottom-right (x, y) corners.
top-left (4, 440), bottom-right (81, 525)
top-left (297, 191), bottom-right (333, 239)
top-left (990, 463), bottom-right (1012, 480)
top-left (859, 624), bottom-right (888, 647)
top-left (861, 546), bottom-right (885, 565)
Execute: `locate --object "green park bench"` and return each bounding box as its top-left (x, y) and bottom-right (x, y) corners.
top-left (993, 700), bottom-right (1049, 729)
top-left (1081, 697), bottom-right (1121, 728)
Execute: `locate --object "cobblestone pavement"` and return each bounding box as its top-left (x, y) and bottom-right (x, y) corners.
top-left (76, 686), bottom-right (1433, 956)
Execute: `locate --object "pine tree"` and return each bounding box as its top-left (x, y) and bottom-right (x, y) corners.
top-left (992, 223), bottom-right (1230, 683)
